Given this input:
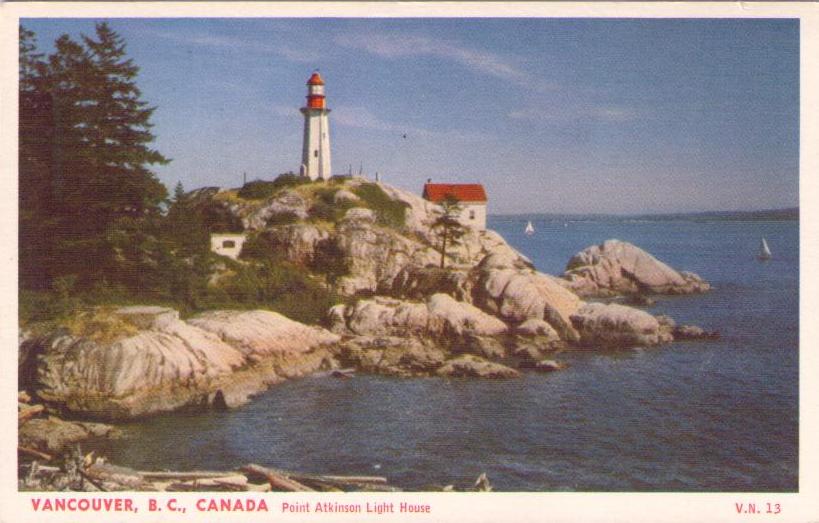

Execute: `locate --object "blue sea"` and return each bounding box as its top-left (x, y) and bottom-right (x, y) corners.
top-left (95, 217), bottom-right (799, 491)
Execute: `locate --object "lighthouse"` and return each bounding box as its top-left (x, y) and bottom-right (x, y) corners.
top-left (299, 72), bottom-right (332, 181)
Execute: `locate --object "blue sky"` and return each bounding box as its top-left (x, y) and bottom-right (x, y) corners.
top-left (23, 18), bottom-right (798, 214)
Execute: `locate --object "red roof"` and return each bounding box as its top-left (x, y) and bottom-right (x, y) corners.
top-left (423, 183), bottom-right (487, 203)
top-left (307, 72), bottom-right (325, 85)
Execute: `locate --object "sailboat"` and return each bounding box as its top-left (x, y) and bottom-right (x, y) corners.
top-left (525, 221), bottom-right (535, 236)
top-left (757, 238), bottom-right (772, 261)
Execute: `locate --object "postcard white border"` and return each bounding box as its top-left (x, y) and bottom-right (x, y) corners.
top-left (1, 2), bottom-right (817, 522)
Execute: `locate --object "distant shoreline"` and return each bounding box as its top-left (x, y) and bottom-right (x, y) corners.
top-left (492, 207), bottom-right (799, 222)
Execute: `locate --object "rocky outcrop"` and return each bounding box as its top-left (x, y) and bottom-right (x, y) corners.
top-left (252, 224), bottom-right (330, 265)
top-left (341, 207), bottom-right (375, 223)
top-left (655, 314), bottom-right (720, 341)
top-left (244, 190), bottom-right (310, 229)
top-left (391, 266), bottom-right (472, 302)
top-left (18, 178), bottom-right (724, 427)
top-left (328, 294), bottom-right (508, 340)
top-left (19, 416), bottom-right (119, 454)
top-left (22, 307), bottom-right (340, 420)
top-left (189, 309), bottom-right (339, 360)
top-left (435, 355), bottom-right (520, 379)
top-left (374, 182), bottom-right (436, 240)
top-left (333, 189), bottom-right (360, 204)
top-left (332, 217), bottom-right (439, 296)
top-left (473, 252), bottom-right (584, 341)
top-left (533, 359), bottom-right (566, 372)
top-left (570, 302), bottom-right (673, 348)
top-left (563, 239), bottom-right (710, 297)
top-left (334, 336), bottom-right (448, 377)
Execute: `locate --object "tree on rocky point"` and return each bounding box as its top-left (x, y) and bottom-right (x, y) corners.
top-left (431, 195), bottom-right (467, 269)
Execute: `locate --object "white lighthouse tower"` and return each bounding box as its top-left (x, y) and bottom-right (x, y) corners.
top-left (299, 72), bottom-right (332, 181)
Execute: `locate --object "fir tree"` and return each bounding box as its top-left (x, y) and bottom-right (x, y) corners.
top-left (19, 25), bottom-right (54, 288)
top-left (19, 23), bottom-right (170, 290)
top-left (173, 181), bottom-right (186, 203)
top-left (431, 195), bottom-right (467, 269)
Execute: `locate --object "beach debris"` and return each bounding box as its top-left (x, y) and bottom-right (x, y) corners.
top-left (241, 464), bottom-right (315, 492)
top-left (18, 446), bottom-right (52, 462)
top-left (473, 472), bottom-right (492, 492)
top-left (18, 404), bottom-right (44, 425)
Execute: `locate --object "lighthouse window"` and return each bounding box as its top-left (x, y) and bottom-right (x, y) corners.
top-left (469, 210), bottom-right (476, 220)
top-left (314, 150), bottom-right (318, 157)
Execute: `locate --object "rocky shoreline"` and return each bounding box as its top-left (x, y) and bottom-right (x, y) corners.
top-left (18, 180), bottom-right (718, 489)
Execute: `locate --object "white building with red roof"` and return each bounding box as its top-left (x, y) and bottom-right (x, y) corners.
top-left (422, 183), bottom-right (488, 231)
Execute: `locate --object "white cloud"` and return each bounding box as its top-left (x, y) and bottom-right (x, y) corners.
top-left (146, 29), bottom-right (320, 63)
top-left (335, 33), bottom-right (553, 93)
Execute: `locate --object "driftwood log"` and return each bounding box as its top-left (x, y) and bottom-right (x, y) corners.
top-left (241, 464), bottom-right (315, 492)
top-left (19, 446), bottom-right (53, 461)
top-left (18, 404), bottom-right (44, 425)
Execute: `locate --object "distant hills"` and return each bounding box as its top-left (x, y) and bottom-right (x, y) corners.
top-left (493, 207), bottom-right (799, 222)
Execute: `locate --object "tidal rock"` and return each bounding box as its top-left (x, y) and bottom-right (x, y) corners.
top-left (514, 318), bottom-right (559, 339)
top-left (570, 302), bottom-right (673, 348)
top-left (533, 359), bottom-right (566, 372)
top-left (435, 355), bottom-right (520, 379)
top-left (513, 345), bottom-right (547, 368)
top-left (335, 336), bottom-right (447, 377)
top-left (673, 324), bottom-right (720, 340)
top-left (624, 294), bottom-right (656, 307)
top-left (454, 334), bottom-right (507, 359)
top-left (19, 416), bottom-right (119, 454)
top-left (563, 239), bottom-right (710, 297)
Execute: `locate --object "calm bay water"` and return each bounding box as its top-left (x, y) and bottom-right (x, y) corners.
top-left (95, 217), bottom-right (799, 491)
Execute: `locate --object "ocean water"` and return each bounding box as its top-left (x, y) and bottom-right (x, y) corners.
top-left (94, 217), bottom-right (799, 491)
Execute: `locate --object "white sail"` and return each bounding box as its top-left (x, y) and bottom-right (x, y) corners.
top-left (758, 238), bottom-right (772, 260)
top-left (525, 221), bottom-right (535, 235)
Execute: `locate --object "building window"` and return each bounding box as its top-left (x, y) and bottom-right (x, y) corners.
top-left (222, 240), bottom-right (236, 248)
top-left (314, 150), bottom-right (318, 157)
top-left (469, 209), bottom-right (476, 220)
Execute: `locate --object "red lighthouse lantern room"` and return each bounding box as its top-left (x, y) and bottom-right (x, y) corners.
top-left (306, 72), bottom-right (326, 109)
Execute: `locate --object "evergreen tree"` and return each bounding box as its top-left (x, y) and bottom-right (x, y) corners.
top-left (80, 23), bottom-right (168, 223)
top-left (19, 23), bottom-right (170, 291)
top-left (19, 25), bottom-right (45, 93)
top-left (19, 25), bottom-right (55, 289)
top-left (431, 195), bottom-right (467, 269)
top-left (173, 181), bottom-right (186, 203)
